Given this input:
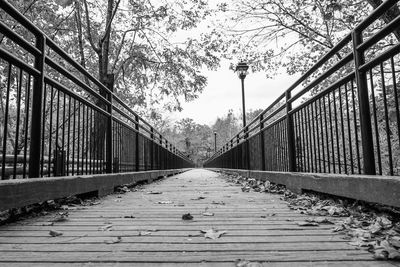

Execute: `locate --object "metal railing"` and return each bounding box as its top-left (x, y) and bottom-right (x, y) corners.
top-left (205, 0), bottom-right (400, 177)
top-left (0, 0), bottom-right (193, 179)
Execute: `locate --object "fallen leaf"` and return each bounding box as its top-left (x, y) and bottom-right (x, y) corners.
top-left (157, 201), bottom-right (173, 204)
top-left (377, 216), bottom-right (392, 229)
top-left (236, 259), bottom-right (263, 267)
top-left (201, 229), bottom-right (227, 239)
top-left (297, 221), bottom-right (319, 226)
top-left (147, 191), bottom-right (162, 194)
top-left (349, 229), bottom-right (372, 239)
top-left (389, 236), bottom-right (400, 248)
top-left (49, 230), bottom-right (63, 237)
top-left (182, 213), bottom-right (193, 220)
top-left (138, 231), bottom-right (151, 236)
top-left (306, 217), bottom-right (334, 224)
top-left (99, 224), bottom-right (113, 231)
top-left (191, 196), bottom-right (206, 200)
top-left (369, 222), bottom-right (382, 234)
top-left (105, 236), bottom-right (122, 244)
top-left (52, 212), bottom-right (69, 222)
top-left (202, 212), bottom-right (214, 216)
top-left (374, 248), bottom-right (389, 260)
top-left (333, 224), bottom-right (346, 232)
top-left (188, 233), bottom-right (202, 237)
top-left (348, 238), bottom-right (373, 247)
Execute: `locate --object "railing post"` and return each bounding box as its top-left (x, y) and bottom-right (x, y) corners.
top-left (135, 115), bottom-right (140, 171)
top-left (105, 74), bottom-right (114, 174)
top-left (352, 31), bottom-right (376, 175)
top-left (165, 140), bottom-right (168, 169)
top-left (260, 114), bottom-right (266, 171)
top-left (150, 127), bottom-right (154, 170)
top-left (159, 134), bottom-right (162, 170)
top-left (169, 143), bottom-right (173, 169)
top-left (286, 91), bottom-right (296, 172)
top-left (28, 34), bottom-right (45, 178)
top-left (245, 126), bottom-right (250, 170)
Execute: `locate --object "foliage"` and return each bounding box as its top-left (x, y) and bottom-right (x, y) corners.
top-left (161, 109), bottom-right (264, 166)
top-left (3, 0), bottom-right (222, 113)
top-left (217, 0), bottom-right (372, 75)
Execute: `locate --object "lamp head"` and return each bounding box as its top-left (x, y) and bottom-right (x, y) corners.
top-left (235, 62), bottom-right (249, 79)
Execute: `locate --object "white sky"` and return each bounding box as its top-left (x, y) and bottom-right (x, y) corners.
top-left (169, 60), bottom-right (300, 125)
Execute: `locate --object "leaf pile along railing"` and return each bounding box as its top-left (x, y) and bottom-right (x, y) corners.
top-left (0, 0), bottom-right (193, 180)
top-left (205, 0), bottom-right (400, 177)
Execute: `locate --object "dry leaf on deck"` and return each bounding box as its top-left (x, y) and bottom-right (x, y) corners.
top-left (157, 201), bottom-right (173, 204)
top-left (99, 224), bottom-right (113, 231)
top-left (105, 236), bottom-right (122, 244)
top-left (306, 217), bottom-right (334, 224)
top-left (52, 212), bottom-right (69, 222)
top-left (297, 221), bottom-right (319, 226)
top-left (182, 213), bottom-right (193, 220)
top-left (138, 231), bottom-right (152, 236)
top-left (201, 229), bottom-right (227, 239)
top-left (191, 196), bottom-right (205, 200)
top-left (49, 230), bottom-right (63, 237)
top-left (147, 191), bottom-right (162, 194)
top-left (236, 259), bottom-right (263, 267)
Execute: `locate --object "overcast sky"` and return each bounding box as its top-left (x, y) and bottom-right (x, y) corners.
top-left (170, 60), bottom-right (300, 125)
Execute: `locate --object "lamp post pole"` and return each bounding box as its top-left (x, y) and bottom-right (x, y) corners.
top-left (240, 76), bottom-right (246, 127)
top-left (214, 132), bottom-right (217, 152)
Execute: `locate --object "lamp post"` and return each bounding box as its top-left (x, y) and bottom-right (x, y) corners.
top-left (235, 62), bottom-right (249, 127)
top-left (214, 132), bottom-right (217, 152)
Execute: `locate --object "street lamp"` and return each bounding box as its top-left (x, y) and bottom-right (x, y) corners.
top-left (214, 132), bottom-right (217, 152)
top-left (235, 62), bottom-right (249, 127)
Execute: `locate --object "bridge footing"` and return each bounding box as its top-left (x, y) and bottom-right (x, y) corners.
top-left (208, 168), bottom-right (400, 208)
top-left (0, 169), bottom-right (190, 211)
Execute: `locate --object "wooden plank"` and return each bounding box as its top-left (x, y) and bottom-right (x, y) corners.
top-left (0, 235), bottom-right (348, 244)
top-left (0, 262), bottom-right (395, 267)
top-left (0, 250), bottom-right (375, 262)
top-left (3, 262), bottom-right (400, 267)
top-left (0, 229), bottom-right (336, 237)
top-left (0, 242), bottom-right (354, 251)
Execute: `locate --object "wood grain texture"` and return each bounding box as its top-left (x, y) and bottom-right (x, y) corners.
top-left (0, 169), bottom-right (396, 266)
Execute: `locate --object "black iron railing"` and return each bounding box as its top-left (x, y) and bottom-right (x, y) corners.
top-left (0, 0), bottom-right (193, 179)
top-left (205, 0), bottom-right (400, 177)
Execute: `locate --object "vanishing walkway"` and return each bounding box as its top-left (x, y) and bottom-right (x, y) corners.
top-left (0, 169), bottom-right (395, 266)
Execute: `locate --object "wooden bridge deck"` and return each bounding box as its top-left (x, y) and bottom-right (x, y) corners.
top-left (0, 169), bottom-right (396, 266)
